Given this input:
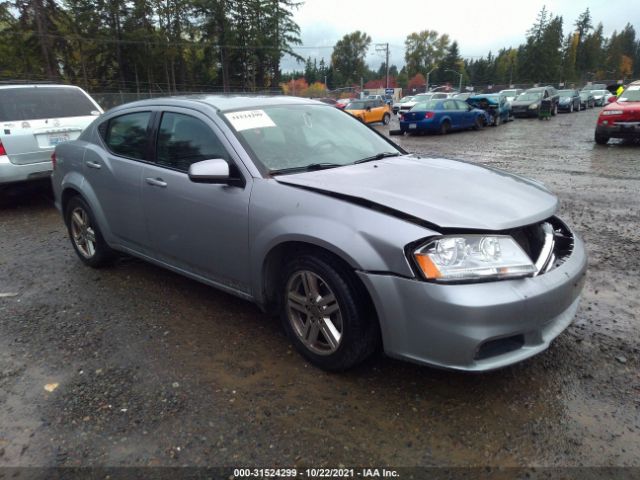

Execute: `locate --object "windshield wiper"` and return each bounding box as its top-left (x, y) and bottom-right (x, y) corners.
top-left (353, 152), bottom-right (401, 164)
top-left (270, 163), bottom-right (344, 175)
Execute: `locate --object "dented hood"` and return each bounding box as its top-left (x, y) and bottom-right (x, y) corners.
top-left (274, 156), bottom-right (557, 231)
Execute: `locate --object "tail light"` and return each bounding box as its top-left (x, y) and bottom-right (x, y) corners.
top-left (51, 151), bottom-right (57, 170)
top-left (399, 115), bottom-right (404, 121)
top-left (425, 111), bottom-right (435, 119)
top-left (0, 140), bottom-right (6, 157)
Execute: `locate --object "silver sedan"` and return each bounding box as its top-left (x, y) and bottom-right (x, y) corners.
top-left (51, 96), bottom-right (587, 372)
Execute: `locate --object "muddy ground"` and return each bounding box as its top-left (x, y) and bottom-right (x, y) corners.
top-left (0, 108), bottom-right (638, 472)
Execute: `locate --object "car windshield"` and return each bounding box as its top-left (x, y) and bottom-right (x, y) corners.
top-left (410, 100), bottom-right (440, 110)
top-left (558, 90), bottom-right (575, 97)
top-left (591, 90), bottom-right (607, 96)
top-left (0, 87), bottom-right (98, 122)
top-left (224, 105), bottom-right (401, 173)
top-left (345, 101), bottom-right (367, 110)
top-left (413, 94), bottom-right (433, 101)
top-left (399, 96), bottom-right (414, 103)
top-left (618, 86), bottom-right (640, 102)
top-left (501, 90), bottom-right (517, 96)
top-left (579, 92), bottom-right (591, 98)
top-left (516, 93), bottom-right (541, 101)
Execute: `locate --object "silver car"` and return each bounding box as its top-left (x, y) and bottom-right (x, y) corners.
top-left (0, 84), bottom-right (102, 185)
top-left (51, 96), bottom-right (587, 372)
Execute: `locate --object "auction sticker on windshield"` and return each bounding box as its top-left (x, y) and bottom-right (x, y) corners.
top-left (225, 110), bottom-right (276, 131)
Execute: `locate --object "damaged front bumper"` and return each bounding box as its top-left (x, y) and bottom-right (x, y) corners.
top-left (358, 227), bottom-right (587, 371)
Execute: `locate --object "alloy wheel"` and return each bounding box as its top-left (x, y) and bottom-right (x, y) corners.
top-left (286, 270), bottom-right (343, 355)
top-left (70, 207), bottom-right (96, 258)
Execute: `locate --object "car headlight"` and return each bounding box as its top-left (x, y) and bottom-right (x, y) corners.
top-left (602, 110), bottom-right (623, 115)
top-left (413, 235), bottom-right (536, 282)
top-left (528, 103), bottom-right (539, 109)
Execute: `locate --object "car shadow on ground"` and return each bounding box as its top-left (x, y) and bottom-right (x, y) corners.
top-left (0, 180), bottom-right (54, 210)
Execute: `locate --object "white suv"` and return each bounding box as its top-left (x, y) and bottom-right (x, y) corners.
top-left (0, 84), bottom-right (102, 186)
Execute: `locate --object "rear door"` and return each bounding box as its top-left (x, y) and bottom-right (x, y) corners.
top-left (0, 87), bottom-right (102, 165)
top-left (443, 100), bottom-right (462, 129)
top-left (85, 110), bottom-right (152, 249)
top-left (141, 109), bottom-right (252, 293)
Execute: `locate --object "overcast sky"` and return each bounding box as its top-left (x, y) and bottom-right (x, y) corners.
top-left (281, 0), bottom-right (639, 72)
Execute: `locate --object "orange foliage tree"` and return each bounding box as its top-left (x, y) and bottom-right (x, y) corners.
top-left (407, 73), bottom-right (426, 93)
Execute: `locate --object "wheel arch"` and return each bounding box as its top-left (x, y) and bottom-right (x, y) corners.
top-left (59, 173), bottom-right (113, 245)
top-left (260, 240), bottom-right (376, 318)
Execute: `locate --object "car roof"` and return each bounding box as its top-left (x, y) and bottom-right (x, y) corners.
top-left (0, 83), bottom-right (85, 91)
top-left (107, 95), bottom-right (321, 114)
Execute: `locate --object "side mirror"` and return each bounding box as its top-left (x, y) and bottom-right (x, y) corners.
top-left (188, 159), bottom-right (230, 184)
top-left (608, 96), bottom-right (617, 103)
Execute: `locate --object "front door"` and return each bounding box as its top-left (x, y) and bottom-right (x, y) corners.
top-left (141, 109), bottom-right (252, 294)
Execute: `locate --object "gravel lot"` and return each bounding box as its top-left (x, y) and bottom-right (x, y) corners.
top-left (0, 107), bottom-right (638, 471)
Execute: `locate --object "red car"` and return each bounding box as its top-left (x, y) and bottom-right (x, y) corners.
top-left (595, 81), bottom-right (640, 144)
top-left (335, 98), bottom-right (352, 110)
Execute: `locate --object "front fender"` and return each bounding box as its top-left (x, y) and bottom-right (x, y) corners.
top-left (248, 179), bottom-right (437, 304)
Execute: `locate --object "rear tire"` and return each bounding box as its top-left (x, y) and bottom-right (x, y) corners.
top-left (65, 196), bottom-right (115, 268)
top-left (494, 114), bottom-right (501, 126)
top-left (440, 120), bottom-right (451, 135)
top-left (594, 133), bottom-right (609, 145)
top-left (382, 113), bottom-right (390, 125)
top-left (279, 253), bottom-right (379, 371)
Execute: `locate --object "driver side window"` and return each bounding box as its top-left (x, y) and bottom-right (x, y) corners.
top-left (156, 112), bottom-right (229, 172)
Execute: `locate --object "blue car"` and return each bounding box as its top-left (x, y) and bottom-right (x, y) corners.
top-left (399, 99), bottom-right (488, 134)
top-left (467, 93), bottom-right (512, 125)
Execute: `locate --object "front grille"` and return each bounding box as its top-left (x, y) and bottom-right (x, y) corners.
top-left (505, 217), bottom-right (574, 275)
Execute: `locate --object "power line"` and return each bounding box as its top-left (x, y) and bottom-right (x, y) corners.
top-left (0, 30), bottom-right (490, 59)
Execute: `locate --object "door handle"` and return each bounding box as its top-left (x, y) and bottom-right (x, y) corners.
top-left (145, 177), bottom-right (167, 188)
top-left (86, 160), bottom-right (101, 169)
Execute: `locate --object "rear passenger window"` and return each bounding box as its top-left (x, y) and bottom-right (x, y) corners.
top-left (104, 112), bottom-right (151, 161)
top-left (156, 113), bottom-right (228, 172)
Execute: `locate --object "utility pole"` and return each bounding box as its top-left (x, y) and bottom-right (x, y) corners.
top-left (385, 43), bottom-right (389, 89)
top-left (375, 43), bottom-right (390, 89)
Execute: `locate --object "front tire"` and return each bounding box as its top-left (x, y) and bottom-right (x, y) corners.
top-left (279, 253), bottom-right (379, 371)
top-left (594, 133), bottom-right (609, 145)
top-left (65, 196), bottom-right (114, 268)
top-left (569, 103), bottom-right (574, 113)
top-left (474, 116), bottom-right (484, 130)
top-left (382, 113), bottom-right (390, 125)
